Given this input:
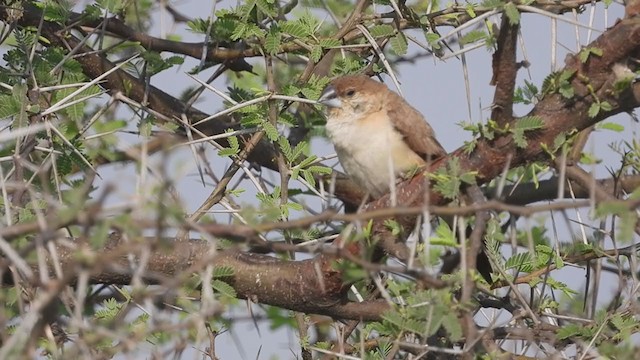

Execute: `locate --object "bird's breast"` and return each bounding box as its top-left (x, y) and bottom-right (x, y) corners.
top-left (326, 111), bottom-right (425, 197)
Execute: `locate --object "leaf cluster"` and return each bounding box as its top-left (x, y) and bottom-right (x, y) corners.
top-left (365, 282), bottom-right (463, 348)
top-left (557, 310), bottom-right (639, 348)
top-left (461, 115), bottom-right (543, 153)
top-left (430, 157), bottom-right (478, 200)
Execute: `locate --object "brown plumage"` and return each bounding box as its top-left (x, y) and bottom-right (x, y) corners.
top-left (318, 75), bottom-right (445, 197)
top-left (319, 75), bottom-right (493, 283)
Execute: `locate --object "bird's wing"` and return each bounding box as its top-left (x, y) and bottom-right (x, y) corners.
top-left (386, 92), bottom-right (447, 160)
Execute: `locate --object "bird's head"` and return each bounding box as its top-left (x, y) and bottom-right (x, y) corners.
top-left (318, 75), bottom-right (385, 118)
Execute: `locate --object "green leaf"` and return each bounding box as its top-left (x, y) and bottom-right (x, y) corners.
top-left (433, 177), bottom-right (460, 200)
top-left (542, 70), bottom-right (575, 99)
top-left (513, 80), bottom-right (540, 105)
top-left (55, 75), bottom-right (101, 122)
top-left (465, 3), bottom-right (477, 17)
top-left (231, 23), bottom-right (263, 41)
top-left (298, 11), bottom-right (319, 35)
top-left (56, 141), bottom-right (90, 176)
top-left (510, 117), bottom-right (543, 148)
top-left (384, 219), bottom-right (402, 236)
top-left (218, 132), bottom-right (240, 157)
top-left (297, 154), bottom-right (317, 168)
top-left (213, 266), bottom-right (235, 278)
top-left (504, 252), bottom-right (533, 272)
top-left (597, 122), bottom-right (624, 132)
top-left (595, 201), bottom-right (629, 217)
top-left (459, 30), bottom-right (487, 45)
top-left (618, 211), bottom-right (637, 242)
top-left (278, 136), bottom-right (293, 161)
top-left (504, 2), bottom-right (520, 25)
top-left (240, 0), bottom-right (257, 20)
top-left (136, 115), bottom-right (153, 137)
top-left (282, 84), bottom-right (301, 96)
top-left (264, 27), bottom-right (280, 55)
top-left (286, 201), bottom-right (303, 212)
top-left (369, 24), bottom-right (395, 38)
top-left (82, 4), bottom-right (102, 20)
top-left (424, 32), bottom-right (441, 48)
top-left (300, 85), bottom-right (321, 101)
top-left (381, 308), bottom-right (404, 330)
top-left (588, 102), bottom-right (601, 118)
top-left (35, 0), bottom-right (72, 23)
top-left (545, 277), bottom-right (577, 297)
top-left (0, 95), bottom-right (22, 121)
top-left (341, 260), bottom-right (367, 282)
top-left (255, 0), bottom-right (277, 17)
top-left (389, 33), bottom-right (408, 56)
top-left (218, 148), bottom-right (237, 157)
top-left (291, 167), bottom-right (300, 180)
top-left (212, 279), bottom-right (237, 298)
top-left (557, 324), bottom-right (583, 340)
top-left (310, 46), bottom-right (322, 63)
top-left (579, 47), bottom-right (603, 63)
top-left (261, 121), bottom-right (279, 141)
top-left (512, 130), bottom-right (526, 148)
top-left (319, 38), bottom-right (341, 48)
top-left (96, 0), bottom-right (125, 13)
top-left (187, 18), bottom-right (212, 34)
top-left (514, 116), bottom-right (544, 131)
top-left (227, 134), bottom-right (240, 152)
top-left (482, 0), bottom-right (504, 8)
top-left (307, 165), bottom-right (331, 174)
top-left (442, 313), bottom-right (463, 341)
top-left (430, 158), bottom-right (477, 200)
top-left (579, 152), bottom-right (600, 165)
top-left (558, 84), bottom-right (575, 99)
top-left (9, 83), bottom-right (28, 128)
top-left (231, 23), bottom-right (248, 41)
top-left (291, 141), bottom-right (308, 161)
top-left (302, 169), bottom-right (316, 188)
top-left (213, 18), bottom-right (239, 41)
top-left (279, 21), bottom-right (310, 38)
top-left (430, 221), bottom-right (457, 247)
top-left (265, 306), bottom-right (297, 330)
top-left (552, 132), bottom-right (568, 152)
top-left (559, 69), bottom-right (576, 82)
top-left (579, 49), bottom-right (589, 63)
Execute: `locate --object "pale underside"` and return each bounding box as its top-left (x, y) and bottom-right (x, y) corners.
top-left (326, 110), bottom-right (426, 197)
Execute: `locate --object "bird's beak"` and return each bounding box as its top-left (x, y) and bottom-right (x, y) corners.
top-left (318, 85), bottom-right (342, 108)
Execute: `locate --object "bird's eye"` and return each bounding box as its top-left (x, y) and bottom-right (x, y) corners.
top-left (346, 89), bottom-right (356, 97)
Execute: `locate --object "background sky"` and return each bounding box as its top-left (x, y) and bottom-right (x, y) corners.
top-left (74, 0), bottom-right (639, 358)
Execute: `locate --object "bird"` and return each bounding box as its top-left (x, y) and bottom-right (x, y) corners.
top-left (317, 74), bottom-right (446, 198)
top-left (318, 75), bottom-right (494, 284)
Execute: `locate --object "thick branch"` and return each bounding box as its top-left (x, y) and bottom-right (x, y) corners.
top-left (490, 15), bottom-right (519, 127)
top-left (37, 234), bottom-right (389, 320)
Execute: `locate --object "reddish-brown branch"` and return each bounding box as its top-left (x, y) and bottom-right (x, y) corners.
top-left (490, 15), bottom-right (519, 127)
top-left (73, 14), bottom-right (253, 72)
top-left (36, 234), bottom-right (388, 320)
